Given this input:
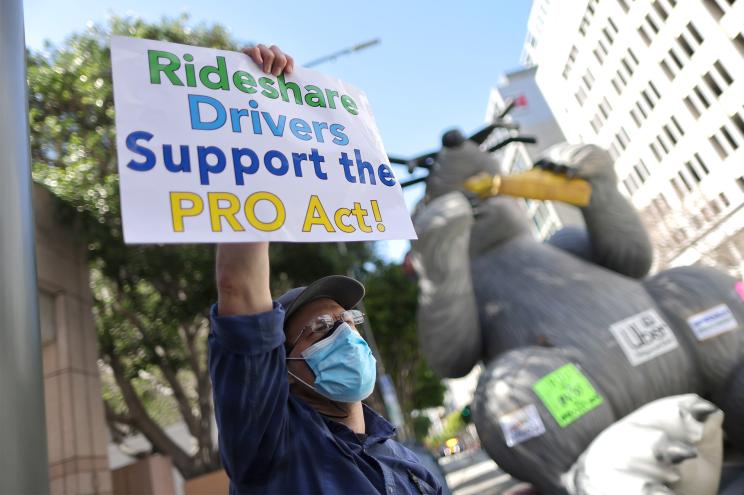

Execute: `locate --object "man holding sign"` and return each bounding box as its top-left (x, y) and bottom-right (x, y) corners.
top-left (208, 47), bottom-right (439, 495)
top-left (112, 40), bottom-right (436, 494)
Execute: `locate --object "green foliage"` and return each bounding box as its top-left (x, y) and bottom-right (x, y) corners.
top-left (362, 262), bottom-right (445, 429)
top-left (428, 411), bottom-right (466, 447)
top-left (412, 415), bottom-right (433, 444)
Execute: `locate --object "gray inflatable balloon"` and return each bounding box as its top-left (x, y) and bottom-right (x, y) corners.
top-left (410, 138), bottom-right (744, 489)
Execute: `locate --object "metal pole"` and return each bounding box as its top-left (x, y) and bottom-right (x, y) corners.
top-left (0, 0), bottom-right (51, 493)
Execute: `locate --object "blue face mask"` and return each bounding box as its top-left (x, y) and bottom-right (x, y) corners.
top-left (287, 323), bottom-right (377, 403)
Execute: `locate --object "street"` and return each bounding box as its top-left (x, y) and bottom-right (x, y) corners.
top-left (439, 449), bottom-right (533, 495)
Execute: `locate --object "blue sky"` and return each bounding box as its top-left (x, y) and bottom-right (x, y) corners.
top-left (24, 0), bottom-right (532, 261)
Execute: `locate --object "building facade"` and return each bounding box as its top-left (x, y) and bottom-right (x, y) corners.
top-left (526, 0), bottom-right (744, 275)
top-left (35, 185), bottom-right (113, 495)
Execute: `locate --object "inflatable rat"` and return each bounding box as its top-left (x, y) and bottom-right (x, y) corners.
top-left (408, 130), bottom-right (744, 492)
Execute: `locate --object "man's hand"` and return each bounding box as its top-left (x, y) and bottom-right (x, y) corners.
top-left (243, 44), bottom-right (294, 76)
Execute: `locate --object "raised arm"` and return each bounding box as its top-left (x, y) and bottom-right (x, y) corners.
top-left (209, 45), bottom-right (295, 487)
top-left (216, 243), bottom-right (273, 316)
top-left (216, 42), bottom-right (294, 316)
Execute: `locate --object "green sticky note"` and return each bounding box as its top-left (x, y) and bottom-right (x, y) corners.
top-left (533, 363), bottom-right (603, 428)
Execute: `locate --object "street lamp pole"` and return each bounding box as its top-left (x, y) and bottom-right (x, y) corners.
top-left (304, 39), bottom-right (381, 68)
top-left (0, 0), bottom-right (51, 492)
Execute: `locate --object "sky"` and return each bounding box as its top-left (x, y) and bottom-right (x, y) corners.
top-left (23, 0), bottom-right (533, 261)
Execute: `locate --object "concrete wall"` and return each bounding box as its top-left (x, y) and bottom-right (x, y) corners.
top-left (111, 456), bottom-right (176, 495)
top-left (35, 185), bottom-right (112, 495)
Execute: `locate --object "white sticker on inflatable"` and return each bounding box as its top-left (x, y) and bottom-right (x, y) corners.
top-left (608, 309), bottom-right (679, 366)
top-left (499, 404), bottom-right (546, 447)
top-left (687, 304), bottom-right (738, 341)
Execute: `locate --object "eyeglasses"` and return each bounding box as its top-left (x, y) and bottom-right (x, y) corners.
top-left (288, 309), bottom-right (365, 350)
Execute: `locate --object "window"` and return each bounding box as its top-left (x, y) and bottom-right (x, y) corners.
top-left (720, 125), bottom-right (739, 150)
top-left (630, 108), bottom-right (642, 127)
top-left (602, 97), bottom-right (613, 112)
top-left (603, 27), bottom-right (614, 45)
top-left (612, 78), bottom-right (622, 94)
top-left (719, 192), bottom-right (730, 207)
top-left (660, 59), bottom-right (674, 80)
top-left (663, 124), bottom-right (677, 145)
top-left (618, 0), bottom-right (630, 12)
top-left (616, 131), bottom-right (628, 150)
top-left (703, 0), bottom-right (725, 20)
top-left (668, 48), bottom-right (683, 69)
top-left (685, 161), bottom-right (701, 182)
top-left (590, 117), bottom-right (601, 133)
top-left (599, 102), bottom-right (609, 119)
top-left (598, 39), bottom-right (609, 55)
top-left (645, 14), bottom-right (659, 33)
top-left (638, 25), bottom-right (652, 45)
top-left (657, 134), bottom-right (669, 154)
top-left (677, 34), bottom-right (694, 57)
top-left (642, 89), bottom-right (655, 109)
top-left (616, 69), bottom-right (627, 86)
top-left (622, 57), bottom-right (634, 76)
top-left (650, 142), bottom-right (662, 161)
top-left (670, 178), bottom-right (685, 198)
top-left (734, 33), bottom-right (744, 57)
top-left (677, 171), bottom-right (692, 191)
top-left (694, 153), bottom-right (709, 174)
top-left (638, 159), bottom-right (651, 177)
top-left (684, 96), bottom-right (701, 119)
top-left (687, 23), bottom-right (703, 44)
top-left (704, 72), bottom-right (722, 96)
top-left (575, 87), bottom-right (587, 106)
top-left (583, 73), bottom-right (593, 91)
top-left (653, 0), bottom-right (669, 20)
top-left (594, 48), bottom-right (604, 64)
top-left (731, 113), bottom-right (744, 137)
top-left (671, 116), bottom-right (684, 136)
top-left (709, 134), bottom-right (728, 159)
top-left (608, 18), bottom-right (619, 34)
top-left (714, 61), bottom-right (733, 84)
top-left (693, 85), bottom-right (710, 108)
top-left (628, 47), bottom-right (639, 65)
top-left (649, 81), bottom-right (661, 99)
top-left (636, 101), bottom-right (648, 119)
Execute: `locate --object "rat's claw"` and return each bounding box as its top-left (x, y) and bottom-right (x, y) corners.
top-left (653, 439), bottom-right (698, 465)
top-left (684, 399), bottom-right (718, 423)
top-left (642, 482), bottom-right (675, 495)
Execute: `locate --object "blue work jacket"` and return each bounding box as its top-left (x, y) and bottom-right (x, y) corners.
top-left (209, 303), bottom-right (443, 494)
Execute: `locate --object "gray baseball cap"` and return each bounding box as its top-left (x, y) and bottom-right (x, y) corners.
top-left (277, 275), bottom-right (365, 327)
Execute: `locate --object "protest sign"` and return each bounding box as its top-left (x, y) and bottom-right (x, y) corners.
top-left (111, 36), bottom-right (416, 243)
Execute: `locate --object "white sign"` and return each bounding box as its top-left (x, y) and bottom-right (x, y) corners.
top-left (499, 404), bottom-right (546, 447)
top-left (687, 304), bottom-right (738, 341)
top-left (608, 309), bottom-right (679, 366)
top-left (111, 36), bottom-right (416, 243)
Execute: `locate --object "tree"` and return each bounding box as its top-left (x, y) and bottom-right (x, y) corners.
top-left (28, 15), bottom-right (375, 479)
top-left (362, 262), bottom-right (446, 431)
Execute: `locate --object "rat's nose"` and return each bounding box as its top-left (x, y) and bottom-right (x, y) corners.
top-left (442, 129), bottom-right (466, 148)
